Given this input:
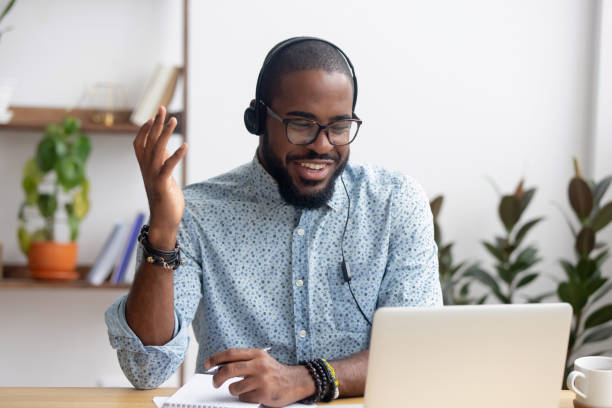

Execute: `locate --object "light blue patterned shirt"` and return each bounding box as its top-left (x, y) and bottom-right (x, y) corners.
top-left (105, 156), bottom-right (442, 389)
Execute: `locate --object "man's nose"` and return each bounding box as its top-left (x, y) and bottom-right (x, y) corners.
top-left (307, 128), bottom-right (334, 155)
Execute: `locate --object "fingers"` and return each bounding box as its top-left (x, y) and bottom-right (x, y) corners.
top-left (213, 361), bottom-right (256, 388)
top-left (144, 106), bottom-right (167, 160)
top-left (133, 118), bottom-right (153, 164)
top-left (228, 376), bottom-right (258, 397)
top-left (159, 143), bottom-right (188, 178)
top-left (206, 348), bottom-right (264, 370)
top-left (152, 116), bottom-right (178, 168)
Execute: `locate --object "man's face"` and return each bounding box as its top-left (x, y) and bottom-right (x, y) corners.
top-left (258, 69), bottom-right (353, 209)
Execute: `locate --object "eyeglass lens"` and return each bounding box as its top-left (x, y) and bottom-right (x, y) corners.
top-left (286, 119), bottom-right (358, 145)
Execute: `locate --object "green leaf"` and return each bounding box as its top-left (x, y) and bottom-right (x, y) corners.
top-left (576, 227), bottom-right (595, 258)
top-left (31, 228), bottom-right (48, 242)
top-left (0, 0), bottom-right (16, 24)
top-left (72, 189), bottom-right (89, 220)
top-left (71, 133), bottom-right (91, 162)
top-left (552, 202), bottom-right (577, 237)
top-left (17, 227), bottom-right (30, 255)
top-left (585, 277), bottom-right (607, 297)
top-left (516, 273), bottom-right (538, 288)
top-left (576, 258), bottom-right (597, 280)
top-left (22, 175), bottom-right (39, 205)
top-left (513, 217), bottom-right (543, 247)
top-left (583, 325), bottom-right (612, 344)
top-left (569, 177), bottom-right (594, 220)
top-left (496, 264), bottom-right (513, 284)
top-left (68, 213), bottom-right (79, 241)
top-left (464, 265), bottom-right (508, 302)
top-left (594, 250), bottom-right (610, 268)
top-left (55, 156), bottom-right (85, 191)
top-left (483, 241), bottom-right (506, 263)
top-left (559, 260), bottom-right (578, 282)
top-left (593, 176), bottom-right (612, 207)
top-left (37, 194), bottom-right (57, 218)
top-left (62, 117), bottom-right (81, 135)
top-left (591, 280), bottom-right (612, 305)
top-left (519, 188), bottom-right (536, 214)
top-left (585, 304), bottom-right (612, 329)
top-left (499, 195), bottom-right (522, 232)
top-left (592, 202), bottom-right (612, 232)
top-left (23, 158), bottom-right (43, 181)
top-left (476, 295), bottom-right (488, 305)
top-left (526, 291), bottom-right (556, 303)
top-left (430, 196), bottom-right (443, 220)
top-left (557, 281), bottom-right (588, 313)
top-left (36, 137), bottom-right (57, 172)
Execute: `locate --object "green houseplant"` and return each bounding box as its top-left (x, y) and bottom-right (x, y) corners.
top-left (555, 158), bottom-right (612, 382)
top-left (0, 0), bottom-right (16, 41)
top-left (17, 117), bottom-right (91, 279)
top-left (430, 195), bottom-right (486, 305)
top-left (465, 179), bottom-right (544, 303)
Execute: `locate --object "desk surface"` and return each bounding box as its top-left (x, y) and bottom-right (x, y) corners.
top-left (0, 387), bottom-right (575, 408)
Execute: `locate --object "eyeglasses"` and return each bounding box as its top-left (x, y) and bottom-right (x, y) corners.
top-left (265, 105), bottom-right (362, 146)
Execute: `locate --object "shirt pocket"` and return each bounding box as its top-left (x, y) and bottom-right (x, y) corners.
top-left (327, 261), bottom-right (383, 333)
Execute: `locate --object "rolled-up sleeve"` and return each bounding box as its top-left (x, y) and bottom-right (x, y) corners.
top-left (377, 176), bottom-right (443, 308)
top-left (104, 204), bottom-right (203, 389)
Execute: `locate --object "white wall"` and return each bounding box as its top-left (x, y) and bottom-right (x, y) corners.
top-left (0, 0), bottom-right (184, 387)
top-left (187, 0), bottom-right (611, 307)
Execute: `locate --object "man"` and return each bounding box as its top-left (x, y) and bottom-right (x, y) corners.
top-left (105, 37), bottom-right (442, 407)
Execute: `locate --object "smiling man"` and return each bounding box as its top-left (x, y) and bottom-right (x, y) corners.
top-left (105, 37), bottom-right (442, 407)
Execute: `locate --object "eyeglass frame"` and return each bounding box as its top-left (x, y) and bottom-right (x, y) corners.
top-left (264, 103), bottom-right (363, 146)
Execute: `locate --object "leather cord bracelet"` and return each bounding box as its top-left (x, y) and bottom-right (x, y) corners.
top-left (138, 224), bottom-right (184, 270)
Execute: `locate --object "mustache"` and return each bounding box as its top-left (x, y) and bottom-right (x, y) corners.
top-left (287, 152), bottom-right (340, 163)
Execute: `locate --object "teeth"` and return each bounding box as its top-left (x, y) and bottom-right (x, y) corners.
top-left (298, 162), bottom-right (326, 170)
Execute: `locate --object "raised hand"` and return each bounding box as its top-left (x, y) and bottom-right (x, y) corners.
top-left (133, 106), bottom-right (188, 250)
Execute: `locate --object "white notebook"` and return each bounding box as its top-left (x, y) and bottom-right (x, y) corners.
top-left (153, 374), bottom-right (312, 408)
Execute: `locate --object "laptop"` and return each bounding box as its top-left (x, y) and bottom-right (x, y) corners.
top-left (364, 304), bottom-right (572, 408)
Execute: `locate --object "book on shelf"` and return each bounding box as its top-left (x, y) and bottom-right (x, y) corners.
top-left (110, 212), bottom-right (145, 284)
top-left (87, 212), bottom-right (146, 286)
top-left (130, 64), bottom-right (181, 126)
top-left (87, 223), bottom-right (129, 285)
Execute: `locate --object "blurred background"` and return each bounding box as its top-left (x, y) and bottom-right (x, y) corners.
top-left (0, 0), bottom-right (610, 388)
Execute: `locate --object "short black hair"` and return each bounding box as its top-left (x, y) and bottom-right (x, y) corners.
top-left (260, 39), bottom-right (354, 106)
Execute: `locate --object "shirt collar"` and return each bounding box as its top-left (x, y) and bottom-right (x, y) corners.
top-left (249, 154), bottom-right (347, 212)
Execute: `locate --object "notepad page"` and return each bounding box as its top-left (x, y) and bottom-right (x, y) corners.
top-left (162, 374), bottom-right (259, 408)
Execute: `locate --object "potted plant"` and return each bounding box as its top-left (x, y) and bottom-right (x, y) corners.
top-left (430, 195), bottom-right (486, 305)
top-left (464, 179), bottom-right (545, 303)
top-left (554, 158), bottom-right (612, 383)
top-left (17, 117), bottom-right (91, 280)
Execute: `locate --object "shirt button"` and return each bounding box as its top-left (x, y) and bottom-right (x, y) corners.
top-left (297, 228), bottom-right (305, 236)
top-left (296, 279), bottom-right (304, 287)
top-left (299, 330), bottom-right (307, 338)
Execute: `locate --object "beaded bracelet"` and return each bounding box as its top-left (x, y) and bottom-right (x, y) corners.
top-left (138, 225), bottom-right (184, 270)
top-left (299, 360), bottom-right (324, 403)
top-left (322, 358), bottom-right (340, 400)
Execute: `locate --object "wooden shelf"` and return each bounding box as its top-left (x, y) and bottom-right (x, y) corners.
top-left (0, 106), bottom-right (140, 134)
top-left (0, 264), bottom-right (130, 290)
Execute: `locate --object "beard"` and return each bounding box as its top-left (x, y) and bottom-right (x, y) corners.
top-left (260, 133), bottom-right (349, 209)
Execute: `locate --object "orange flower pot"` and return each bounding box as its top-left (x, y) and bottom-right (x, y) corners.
top-left (28, 241), bottom-right (79, 280)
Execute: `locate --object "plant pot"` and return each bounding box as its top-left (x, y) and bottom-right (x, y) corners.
top-left (28, 241), bottom-right (79, 280)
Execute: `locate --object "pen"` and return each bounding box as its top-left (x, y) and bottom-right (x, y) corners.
top-left (203, 347), bottom-right (272, 375)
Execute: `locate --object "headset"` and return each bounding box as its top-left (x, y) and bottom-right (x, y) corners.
top-left (244, 36), bottom-right (359, 136)
top-left (244, 37), bottom-right (372, 326)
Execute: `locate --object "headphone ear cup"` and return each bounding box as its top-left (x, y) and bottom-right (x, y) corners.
top-left (244, 99), bottom-right (263, 135)
top-left (244, 106), bottom-right (259, 135)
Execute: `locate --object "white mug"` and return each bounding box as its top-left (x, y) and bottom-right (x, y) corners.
top-left (567, 356), bottom-right (612, 408)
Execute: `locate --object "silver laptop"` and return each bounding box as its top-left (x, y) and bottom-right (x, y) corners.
top-left (364, 304), bottom-right (572, 408)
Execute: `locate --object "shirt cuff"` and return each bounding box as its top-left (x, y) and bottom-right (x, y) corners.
top-left (104, 294), bottom-right (186, 354)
